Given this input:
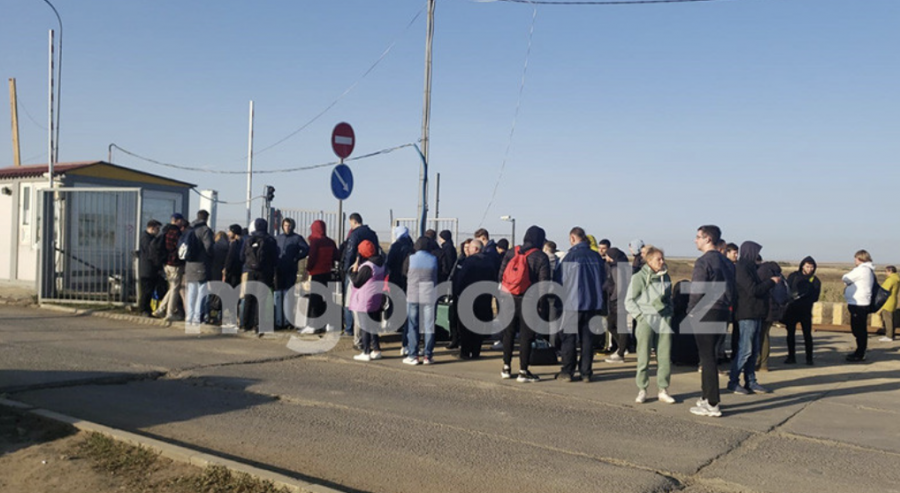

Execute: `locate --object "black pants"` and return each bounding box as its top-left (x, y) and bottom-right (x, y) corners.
top-left (607, 304), bottom-right (629, 357)
top-left (849, 304), bottom-right (869, 357)
top-left (560, 311), bottom-right (597, 377)
top-left (784, 311), bottom-right (813, 359)
top-left (730, 322), bottom-right (740, 359)
top-left (139, 276), bottom-right (157, 315)
top-left (503, 296), bottom-right (536, 371)
top-left (695, 332), bottom-right (721, 407)
top-left (308, 273), bottom-right (331, 320)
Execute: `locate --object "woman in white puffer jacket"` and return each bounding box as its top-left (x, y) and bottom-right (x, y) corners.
top-left (842, 250), bottom-right (875, 362)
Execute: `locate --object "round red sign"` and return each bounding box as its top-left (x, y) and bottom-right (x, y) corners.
top-left (331, 122), bottom-right (355, 159)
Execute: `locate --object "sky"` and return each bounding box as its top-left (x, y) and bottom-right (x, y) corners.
top-left (2, 0), bottom-right (898, 263)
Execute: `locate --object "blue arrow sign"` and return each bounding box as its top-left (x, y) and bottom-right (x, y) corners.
top-left (331, 164), bottom-right (353, 200)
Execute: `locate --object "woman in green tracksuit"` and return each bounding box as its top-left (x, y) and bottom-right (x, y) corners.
top-left (625, 246), bottom-right (676, 405)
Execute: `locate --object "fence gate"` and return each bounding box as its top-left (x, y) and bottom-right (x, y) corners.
top-left (392, 218), bottom-right (458, 244)
top-left (279, 209), bottom-right (341, 241)
top-left (38, 188), bottom-right (142, 305)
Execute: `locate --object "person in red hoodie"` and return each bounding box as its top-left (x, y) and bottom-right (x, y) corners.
top-left (301, 220), bottom-right (338, 334)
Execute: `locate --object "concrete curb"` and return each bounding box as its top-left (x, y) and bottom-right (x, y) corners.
top-left (0, 398), bottom-right (342, 493)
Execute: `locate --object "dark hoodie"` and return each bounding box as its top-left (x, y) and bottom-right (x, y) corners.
top-left (734, 241), bottom-right (776, 321)
top-left (275, 218), bottom-right (310, 290)
top-left (438, 230), bottom-right (458, 283)
top-left (242, 218), bottom-right (279, 286)
top-left (385, 232), bottom-right (414, 291)
top-left (498, 225), bottom-right (551, 295)
top-left (757, 261), bottom-right (789, 322)
top-left (604, 247), bottom-right (630, 302)
top-left (786, 256), bottom-right (821, 314)
top-left (307, 220), bottom-right (337, 277)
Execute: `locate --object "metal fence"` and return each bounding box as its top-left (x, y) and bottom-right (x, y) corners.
top-left (38, 188), bottom-right (141, 305)
top-left (392, 218), bottom-right (458, 244)
top-left (279, 208), bottom-right (341, 241)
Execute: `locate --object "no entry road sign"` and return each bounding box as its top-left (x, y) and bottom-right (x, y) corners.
top-left (331, 122), bottom-right (355, 160)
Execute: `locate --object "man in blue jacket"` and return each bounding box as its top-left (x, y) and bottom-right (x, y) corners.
top-left (555, 227), bottom-right (606, 382)
top-left (275, 218), bottom-right (309, 330)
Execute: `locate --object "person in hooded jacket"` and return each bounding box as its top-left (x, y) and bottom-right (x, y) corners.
top-left (728, 241), bottom-right (779, 395)
top-left (604, 247), bottom-right (631, 362)
top-left (498, 225), bottom-right (552, 383)
top-left (842, 250), bottom-right (875, 362)
top-left (756, 259), bottom-right (789, 371)
top-left (349, 240), bottom-right (386, 361)
top-left (274, 218), bottom-right (309, 330)
top-left (241, 218), bottom-right (279, 332)
top-left (301, 220), bottom-right (337, 334)
top-left (385, 226), bottom-right (415, 350)
top-left (783, 257), bottom-right (821, 364)
top-left (878, 266), bottom-right (900, 343)
top-left (454, 239), bottom-right (495, 360)
top-left (625, 246), bottom-right (676, 404)
top-left (402, 237), bottom-right (439, 365)
top-left (438, 230), bottom-right (457, 283)
top-left (138, 220), bottom-right (163, 317)
top-left (184, 210), bottom-right (215, 327)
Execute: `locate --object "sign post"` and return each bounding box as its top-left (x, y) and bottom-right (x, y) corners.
top-left (331, 122), bottom-right (355, 241)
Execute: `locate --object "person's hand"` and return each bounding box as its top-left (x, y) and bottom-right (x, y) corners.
top-left (771, 276), bottom-right (780, 283)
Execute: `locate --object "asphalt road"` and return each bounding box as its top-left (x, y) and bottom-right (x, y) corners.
top-left (2, 305), bottom-right (899, 493)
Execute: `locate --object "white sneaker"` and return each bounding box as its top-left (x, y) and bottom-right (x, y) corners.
top-left (658, 390), bottom-right (676, 404)
top-left (400, 347), bottom-right (409, 356)
top-left (353, 352), bottom-right (371, 362)
top-left (300, 326), bottom-right (316, 335)
top-left (696, 398), bottom-right (706, 408)
top-left (402, 356), bottom-right (420, 365)
top-left (690, 400), bottom-right (722, 417)
top-left (422, 357), bottom-right (434, 365)
top-left (325, 323), bottom-right (338, 333)
top-left (635, 390), bottom-right (647, 404)
top-left (878, 336), bottom-right (894, 343)
top-left (369, 351), bottom-right (383, 361)
top-left (605, 354), bottom-right (624, 363)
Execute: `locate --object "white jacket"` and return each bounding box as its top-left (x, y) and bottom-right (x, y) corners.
top-left (843, 262), bottom-right (875, 306)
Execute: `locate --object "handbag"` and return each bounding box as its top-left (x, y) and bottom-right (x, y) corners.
top-left (870, 271), bottom-right (891, 313)
top-left (529, 338), bottom-right (559, 366)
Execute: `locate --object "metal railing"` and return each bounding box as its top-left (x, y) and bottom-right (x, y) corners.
top-left (392, 218), bottom-right (458, 244)
top-left (279, 208), bottom-right (341, 242)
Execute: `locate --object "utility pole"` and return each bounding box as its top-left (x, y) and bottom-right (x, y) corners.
top-left (9, 79), bottom-right (20, 166)
top-left (246, 100), bottom-right (254, 227)
top-left (418, 0), bottom-right (435, 238)
top-left (47, 30), bottom-right (55, 188)
top-left (435, 172), bottom-right (440, 219)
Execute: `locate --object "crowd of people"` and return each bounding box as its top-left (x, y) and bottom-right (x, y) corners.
top-left (137, 213), bottom-right (898, 419)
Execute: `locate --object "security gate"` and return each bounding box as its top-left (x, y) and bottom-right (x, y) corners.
top-left (392, 218), bottom-right (458, 243)
top-left (38, 188), bottom-right (141, 305)
top-left (279, 209), bottom-right (341, 241)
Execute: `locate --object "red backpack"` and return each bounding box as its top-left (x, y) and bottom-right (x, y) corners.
top-left (501, 247), bottom-right (538, 296)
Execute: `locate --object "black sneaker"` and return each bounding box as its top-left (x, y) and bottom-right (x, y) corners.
top-left (845, 354), bottom-right (866, 363)
top-left (784, 355), bottom-right (796, 364)
top-left (517, 371), bottom-right (539, 383)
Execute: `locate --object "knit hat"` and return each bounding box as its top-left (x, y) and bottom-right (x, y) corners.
top-left (439, 230), bottom-right (452, 242)
top-left (358, 240), bottom-right (376, 259)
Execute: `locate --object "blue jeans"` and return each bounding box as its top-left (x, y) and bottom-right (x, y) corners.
top-left (407, 302), bottom-right (436, 359)
top-left (186, 281), bottom-right (208, 325)
top-left (343, 276), bottom-right (354, 336)
top-left (275, 289), bottom-right (289, 328)
top-left (730, 318), bottom-right (761, 387)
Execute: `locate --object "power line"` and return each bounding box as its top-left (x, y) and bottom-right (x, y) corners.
top-left (110, 142), bottom-right (417, 175)
top-left (249, 1), bottom-right (428, 159)
top-left (192, 188), bottom-right (265, 205)
top-left (17, 99), bottom-right (47, 131)
top-left (478, 4), bottom-right (537, 228)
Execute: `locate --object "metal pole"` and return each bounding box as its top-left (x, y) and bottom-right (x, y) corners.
top-left (9, 78), bottom-right (21, 166)
top-left (417, 0), bottom-right (435, 238)
top-left (48, 29), bottom-right (54, 188)
top-left (512, 219), bottom-right (516, 246)
top-left (42, 0), bottom-right (63, 164)
top-left (435, 172), bottom-right (440, 219)
top-left (246, 100), bottom-right (254, 227)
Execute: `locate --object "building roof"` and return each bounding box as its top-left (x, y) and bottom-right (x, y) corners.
top-left (0, 161), bottom-right (195, 188)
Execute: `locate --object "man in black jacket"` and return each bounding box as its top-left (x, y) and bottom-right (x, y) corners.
top-left (687, 225), bottom-right (735, 418)
top-left (728, 241), bottom-right (779, 395)
top-left (138, 220), bottom-right (162, 316)
top-left (454, 240), bottom-right (496, 360)
top-left (241, 218), bottom-right (279, 333)
top-left (498, 225), bottom-right (551, 383)
top-left (386, 225), bottom-right (414, 354)
top-left (340, 213), bottom-right (379, 337)
top-left (783, 257), bottom-right (820, 365)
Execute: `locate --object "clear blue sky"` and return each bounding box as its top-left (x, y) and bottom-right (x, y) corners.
top-left (2, 0), bottom-right (898, 263)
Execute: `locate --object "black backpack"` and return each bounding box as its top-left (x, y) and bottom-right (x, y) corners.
top-left (177, 227), bottom-right (202, 262)
top-left (245, 236), bottom-right (267, 272)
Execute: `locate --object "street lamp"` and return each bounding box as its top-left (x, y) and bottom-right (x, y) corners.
top-left (500, 215), bottom-right (515, 246)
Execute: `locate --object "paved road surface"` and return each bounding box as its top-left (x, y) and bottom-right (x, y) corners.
top-left (1, 305), bottom-right (899, 493)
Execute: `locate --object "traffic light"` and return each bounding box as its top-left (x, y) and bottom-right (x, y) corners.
top-left (265, 185), bottom-right (275, 203)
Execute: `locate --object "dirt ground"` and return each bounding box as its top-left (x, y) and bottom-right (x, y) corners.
top-left (0, 406), bottom-right (286, 493)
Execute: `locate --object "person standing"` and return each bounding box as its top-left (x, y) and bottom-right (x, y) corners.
top-left (556, 227), bottom-right (605, 383)
top-left (626, 246), bottom-right (675, 404)
top-left (756, 259), bottom-right (789, 372)
top-left (208, 230), bottom-right (230, 324)
top-left (783, 257), bottom-right (821, 364)
top-left (842, 250), bottom-right (875, 361)
top-left (349, 240), bottom-right (385, 361)
top-left (138, 220), bottom-right (162, 317)
top-left (303, 220), bottom-right (338, 333)
top-left (223, 224), bottom-right (244, 287)
top-left (275, 218), bottom-right (309, 330)
top-left (603, 247), bottom-right (631, 363)
top-left (438, 230), bottom-right (457, 283)
top-left (154, 214), bottom-right (186, 321)
top-left (687, 225), bottom-right (735, 418)
top-left (629, 239), bottom-right (645, 274)
top-left (241, 218), bottom-right (278, 332)
top-left (878, 266), bottom-right (900, 343)
top-left (340, 213), bottom-right (379, 340)
top-left (385, 226), bottom-right (414, 349)
top-left (454, 239), bottom-right (495, 360)
top-left (184, 210), bottom-right (215, 327)
top-left (728, 241), bottom-right (777, 395)
top-left (402, 237), bottom-right (439, 365)
top-left (499, 226), bottom-right (552, 383)
top-left (475, 228), bottom-right (501, 275)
